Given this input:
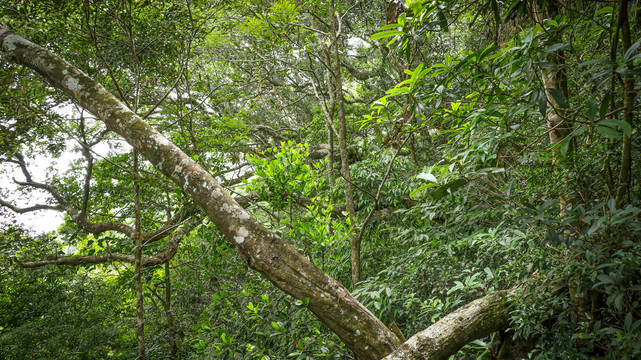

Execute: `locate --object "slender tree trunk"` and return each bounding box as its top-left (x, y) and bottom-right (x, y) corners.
top-left (133, 150), bottom-right (145, 359)
top-left (530, 1), bottom-right (573, 213)
top-left (324, 51), bottom-right (336, 190)
top-left (328, 0), bottom-right (361, 286)
top-left (165, 262), bottom-right (178, 357)
top-left (127, 10), bottom-right (146, 355)
top-left (327, 122), bottom-right (335, 187)
top-left (615, 0), bottom-right (634, 205)
top-left (324, 68), bottom-right (336, 239)
top-left (603, 10), bottom-right (620, 198)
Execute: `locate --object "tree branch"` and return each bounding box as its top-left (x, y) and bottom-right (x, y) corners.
top-left (0, 199), bottom-right (62, 213)
top-left (13, 217), bottom-right (199, 269)
top-left (6, 148), bottom-right (199, 241)
top-left (341, 59), bottom-right (377, 81)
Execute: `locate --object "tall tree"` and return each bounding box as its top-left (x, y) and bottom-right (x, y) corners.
top-left (2, 0), bottom-right (639, 358)
top-left (0, 26), bottom-right (402, 360)
top-left (1, 22), bottom-right (518, 360)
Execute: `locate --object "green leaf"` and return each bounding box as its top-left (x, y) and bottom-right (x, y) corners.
top-left (417, 172), bottom-right (438, 183)
top-left (410, 183), bottom-right (438, 198)
top-left (596, 273), bottom-right (612, 284)
top-left (535, 61), bottom-right (558, 69)
top-left (431, 186), bottom-right (449, 199)
top-left (538, 90), bottom-right (547, 115)
top-left (478, 44), bottom-right (499, 63)
top-left (408, 63), bottom-right (424, 91)
top-left (438, 10), bottom-right (448, 32)
top-left (586, 99), bottom-right (598, 122)
top-left (506, 179), bottom-right (515, 198)
top-left (490, 0), bottom-right (500, 26)
top-left (596, 125), bottom-right (621, 139)
top-left (599, 96), bottom-right (609, 119)
top-left (197, 339), bottom-right (207, 351)
top-left (545, 42), bottom-right (570, 55)
top-left (370, 30), bottom-right (405, 40)
top-left (559, 135), bottom-right (572, 156)
top-left (623, 38), bottom-right (641, 63)
top-left (596, 6), bottom-right (614, 16)
top-left (599, 119), bottom-right (632, 136)
top-left (444, 178), bottom-right (467, 192)
top-left (625, 312), bottom-right (633, 331)
top-left (405, 40), bottom-right (411, 63)
top-left (546, 88), bottom-right (568, 108)
top-left (579, 58), bottom-right (616, 67)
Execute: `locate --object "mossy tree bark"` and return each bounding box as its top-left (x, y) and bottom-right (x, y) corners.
top-left (382, 290), bottom-right (513, 360)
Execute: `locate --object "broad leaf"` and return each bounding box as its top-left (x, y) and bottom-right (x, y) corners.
top-left (370, 30), bottom-right (405, 40)
top-left (547, 88), bottom-right (568, 108)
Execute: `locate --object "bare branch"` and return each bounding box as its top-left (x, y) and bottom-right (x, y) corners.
top-left (12, 152), bottom-right (33, 182)
top-left (252, 124), bottom-right (286, 143)
top-left (8, 149), bottom-right (197, 241)
top-left (12, 177), bottom-right (136, 237)
top-left (0, 199), bottom-right (62, 213)
top-left (140, 205), bottom-right (199, 243)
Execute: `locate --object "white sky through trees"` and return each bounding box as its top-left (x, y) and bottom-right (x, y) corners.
top-left (1, 104), bottom-right (128, 234)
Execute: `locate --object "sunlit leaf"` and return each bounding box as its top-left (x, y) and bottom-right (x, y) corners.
top-left (417, 172), bottom-right (438, 183)
top-left (370, 30), bottom-right (405, 40)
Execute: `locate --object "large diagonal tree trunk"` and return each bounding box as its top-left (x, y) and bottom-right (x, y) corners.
top-left (0, 26), bottom-right (401, 360)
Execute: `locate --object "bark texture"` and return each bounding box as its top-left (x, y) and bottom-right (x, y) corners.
top-left (0, 26), bottom-right (401, 360)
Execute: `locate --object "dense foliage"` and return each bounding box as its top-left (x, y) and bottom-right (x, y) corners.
top-left (1, 0), bottom-right (639, 359)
